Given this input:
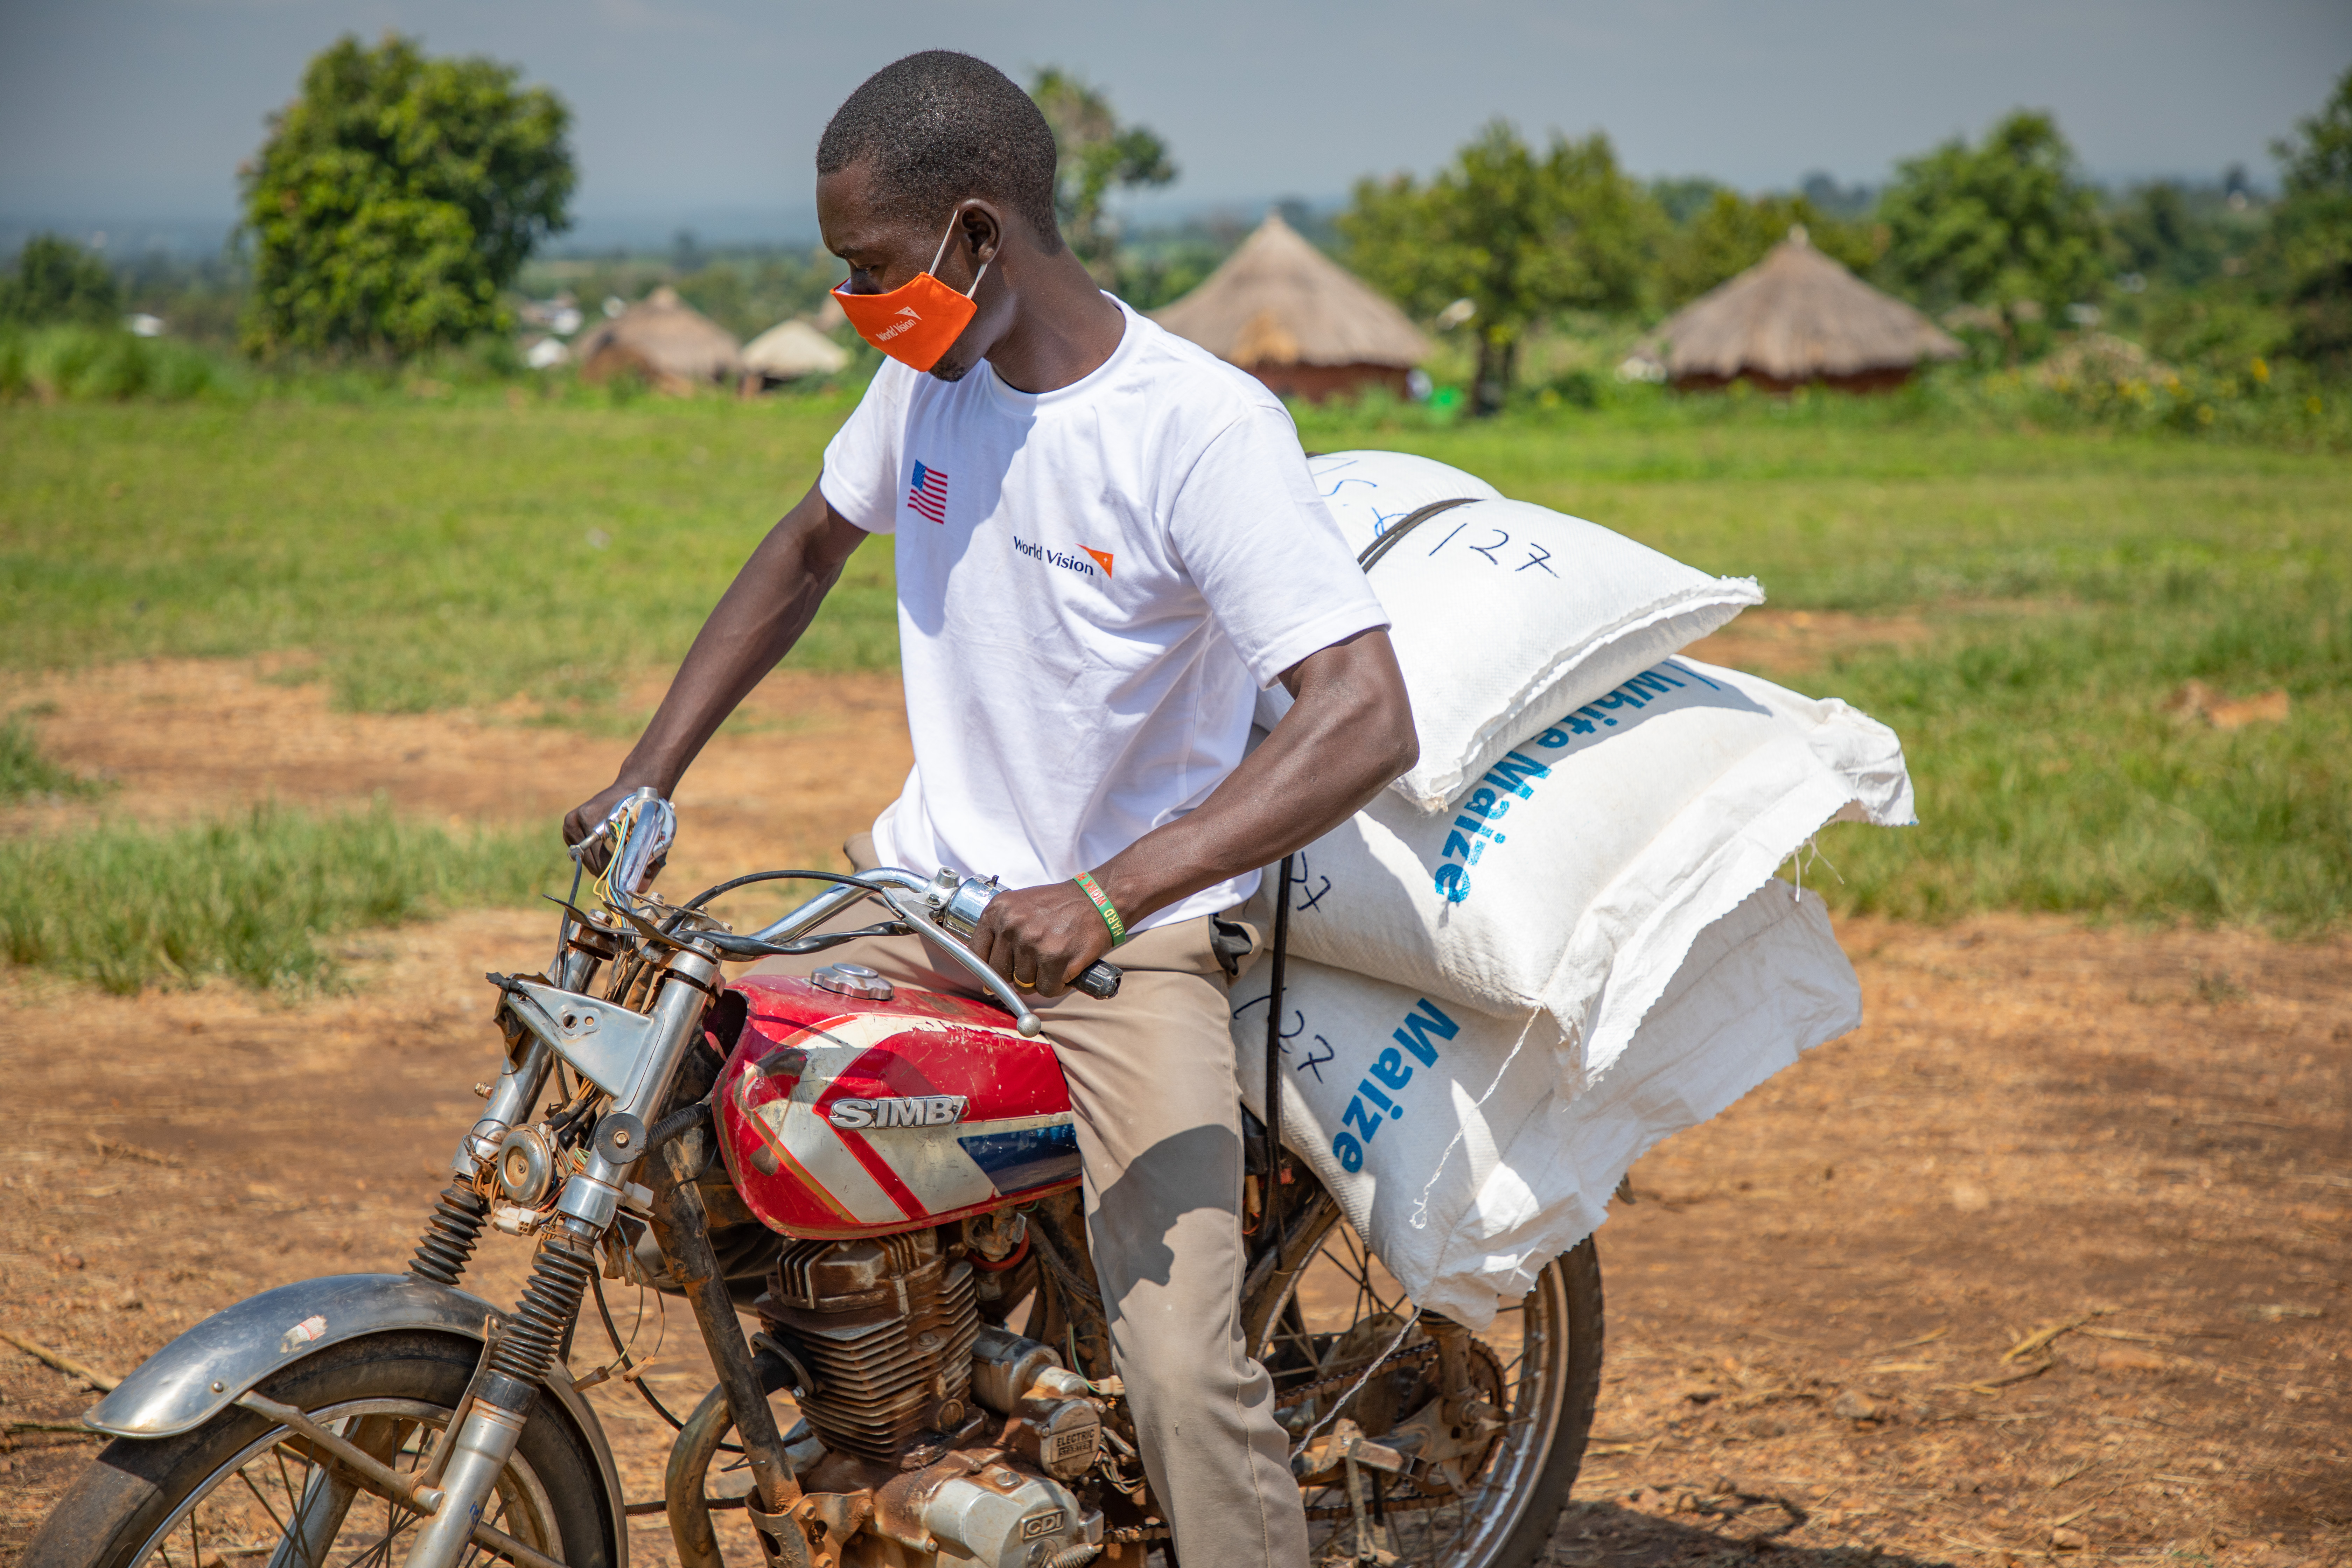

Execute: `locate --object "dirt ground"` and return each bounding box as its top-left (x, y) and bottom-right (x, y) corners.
top-left (1, 658), bottom-right (2346, 1567)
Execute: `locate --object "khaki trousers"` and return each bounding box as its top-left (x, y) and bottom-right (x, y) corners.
top-left (746, 841), bottom-right (1308, 1568)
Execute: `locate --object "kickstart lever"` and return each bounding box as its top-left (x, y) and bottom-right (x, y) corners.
top-left (930, 873), bottom-right (1124, 1001)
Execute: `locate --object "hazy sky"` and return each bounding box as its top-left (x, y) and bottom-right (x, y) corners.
top-left (4, 0), bottom-right (2346, 242)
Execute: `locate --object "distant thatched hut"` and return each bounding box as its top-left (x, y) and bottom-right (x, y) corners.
top-left (742, 318), bottom-right (851, 388)
top-left (1640, 229), bottom-right (1961, 392)
top-left (1152, 214), bottom-right (1429, 401)
top-left (575, 286), bottom-right (741, 391)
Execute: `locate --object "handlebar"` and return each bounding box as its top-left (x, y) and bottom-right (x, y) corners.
top-left (576, 803), bottom-right (1124, 1034)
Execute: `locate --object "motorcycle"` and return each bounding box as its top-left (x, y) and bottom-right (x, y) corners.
top-left (30, 791), bottom-right (1602, 1568)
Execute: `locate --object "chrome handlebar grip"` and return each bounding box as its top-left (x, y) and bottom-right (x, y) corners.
top-left (928, 873), bottom-right (1124, 1001)
top-left (572, 784), bottom-right (676, 904)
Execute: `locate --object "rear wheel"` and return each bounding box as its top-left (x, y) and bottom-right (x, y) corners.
top-left (1257, 1213), bottom-right (1603, 1568)
top-left (25, 1331), bottom-right (614, 1568)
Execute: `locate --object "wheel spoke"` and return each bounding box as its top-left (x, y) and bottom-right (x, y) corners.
top-left (235, 1464), bottom-right (294, 1541)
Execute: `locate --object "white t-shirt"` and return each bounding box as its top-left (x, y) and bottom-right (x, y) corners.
top-left (819, 297), bottom-right (1388, 932)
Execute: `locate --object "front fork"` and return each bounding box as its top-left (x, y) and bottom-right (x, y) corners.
top-left (400, 941), bottom-right (809, 1568)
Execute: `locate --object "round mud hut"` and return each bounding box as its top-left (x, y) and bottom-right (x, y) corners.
top-left (575, 286), bottom-right (742, 392)
top-left (742, 317), bottom-right (851, 388)
top-left (1642, 228), bottom-right (1961, 393)
top-left (1152, 213), bottom-right (1429, 401)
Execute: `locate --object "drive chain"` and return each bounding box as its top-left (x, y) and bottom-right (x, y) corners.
top-left (1273, 1338), bottom-right (1440, 1413)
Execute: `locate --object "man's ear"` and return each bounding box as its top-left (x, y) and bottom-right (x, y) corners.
top-left (954, 198), bottom-right (1007, 273)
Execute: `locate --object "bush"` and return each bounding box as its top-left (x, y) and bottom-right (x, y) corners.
top-left (0, 324), bottom-right (244, 402)
top-left (0, 234), bottom-right (123, 328)
top-left (0, 713), bottom-right (105, 802)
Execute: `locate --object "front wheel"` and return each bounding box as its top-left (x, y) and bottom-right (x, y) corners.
top-left (1259, 1218), bottom-right (1604, 1568)
top-left (25, 1330), bottom-right (615, 1568)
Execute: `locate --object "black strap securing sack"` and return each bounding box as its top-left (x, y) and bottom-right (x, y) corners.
top-left (1356, 496), bottom-right (1478, 573)
top-left (1254, 854), bottom-right (1295, 1234)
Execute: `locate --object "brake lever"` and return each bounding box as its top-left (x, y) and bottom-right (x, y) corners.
top-left (881, 892), bottom-right (1046, 1037)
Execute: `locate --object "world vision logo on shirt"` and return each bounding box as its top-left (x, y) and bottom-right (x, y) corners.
top-left (907, 462), bottom-right (948, 524)
top-left (1012, 537), bottom-right (1113, 579)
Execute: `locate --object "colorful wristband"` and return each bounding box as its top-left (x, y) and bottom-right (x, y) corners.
top-left (1073, 870), bottom-right (1127, 946)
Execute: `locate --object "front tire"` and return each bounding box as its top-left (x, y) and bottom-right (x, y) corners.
top-left (26, 1330), bottom-right (615, 1568)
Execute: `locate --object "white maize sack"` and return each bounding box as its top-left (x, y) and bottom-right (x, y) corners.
top-left (1250, 656), bottom-right (1912, 1094)
top-left (1271, 450), bottom-right (1765, 811)
top-left (1232, 881), bottom-right (1862, 1327)
top-left (1305, 448), bottom-right (1504, 536)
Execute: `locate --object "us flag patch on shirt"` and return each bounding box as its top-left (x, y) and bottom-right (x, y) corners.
top-left (907, 461), bottom-right (948, 524)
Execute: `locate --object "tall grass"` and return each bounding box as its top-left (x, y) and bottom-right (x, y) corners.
top-left (0, 712), bottom-right (105, 801)
top-left (0, 802), bottom-right (565, 993)
top-left (0, 326), bottom-right (246, 403)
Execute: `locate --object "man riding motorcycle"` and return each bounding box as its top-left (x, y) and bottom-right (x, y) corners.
top-left (564, 49), bottom-right (1417, 1568)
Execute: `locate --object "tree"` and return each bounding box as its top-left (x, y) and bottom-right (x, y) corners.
top-left (2110, 182), bottom-right (2229, 289)
top-left (1028, 69), bottom-right (1175, 284)
top-left (2268, 66), bottom-right (2352, 370)
top-left (239, 34), bottom-right (574, 358)
top-left (1656, 191), bottom-right (1882, 308)
top-left (1649, 176), bottom-right (1729, 227)
top-left (1877, 110), bottom-right (2107, 342)
top-left (0, 234), bottom-right (124, 328)
top-left (1343, 122), bottom-right (1653, 412)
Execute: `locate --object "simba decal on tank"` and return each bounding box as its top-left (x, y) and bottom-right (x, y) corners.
top-left (715, 974), bottom-right (1083, 1238)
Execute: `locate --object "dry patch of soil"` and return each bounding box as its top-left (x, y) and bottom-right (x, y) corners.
top-left (1682, 609), bottom-right (1934, 676)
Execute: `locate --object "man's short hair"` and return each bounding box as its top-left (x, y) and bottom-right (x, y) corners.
top-left (818, 51), bottom-right (1064, 252)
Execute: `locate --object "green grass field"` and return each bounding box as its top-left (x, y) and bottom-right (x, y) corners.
top-left (0, 803), bottom-right (562, 993)
top-left (4, 397), bottom-right (2347, 941)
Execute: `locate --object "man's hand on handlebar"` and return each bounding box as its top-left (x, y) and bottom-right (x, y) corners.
top-left (968, 882), bottom-right (1117, 1002)
top-left (562, 779), bottom-right (666, 881)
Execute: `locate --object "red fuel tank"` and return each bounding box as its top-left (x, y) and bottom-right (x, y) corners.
top-left (713, 974), bottom-right (1080, 1239)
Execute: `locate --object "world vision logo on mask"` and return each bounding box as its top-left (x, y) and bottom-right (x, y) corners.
top-left (1013, 537), bottom-right (1113, 580)
top-left (876, 305), bottom-right (922, 343)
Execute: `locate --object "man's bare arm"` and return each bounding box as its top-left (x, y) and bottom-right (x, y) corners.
top-left (971, 627), bottom-right (1416, 997)
top-left (564, 481), bottom-right (869, 851)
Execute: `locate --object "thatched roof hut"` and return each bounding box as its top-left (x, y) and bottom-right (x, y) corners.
top-left (742, 317), bottom-right (850, 385)
top-left (576, 286), bottom-right (741, 391)
top-left (1152, 213), bottom-right (1430, 401)
top-left (1643, 229), bottom-right (1961, 392)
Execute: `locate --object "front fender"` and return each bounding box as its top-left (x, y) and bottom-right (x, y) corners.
top-left (82, 1273), bottom-right (626, 1564)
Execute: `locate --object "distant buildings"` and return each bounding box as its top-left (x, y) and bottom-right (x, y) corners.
top-left (573, 286), bottom-right (741, 390)
top-left (742, 318), bottom-right (849, 386)
top-left (1151, 214), bottom-right (1429, 401)
top-left (1631, 228), bottom-right (1961, 392)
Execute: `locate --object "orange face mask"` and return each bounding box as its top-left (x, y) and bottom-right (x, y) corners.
top-left (833, 216), bottom-right (988, 372)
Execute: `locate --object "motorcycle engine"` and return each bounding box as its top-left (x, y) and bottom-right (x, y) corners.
top-left (757, 1225), bottom-right (1110, 1567)
top-left (759, 1226), bottom-right (982, 1463)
